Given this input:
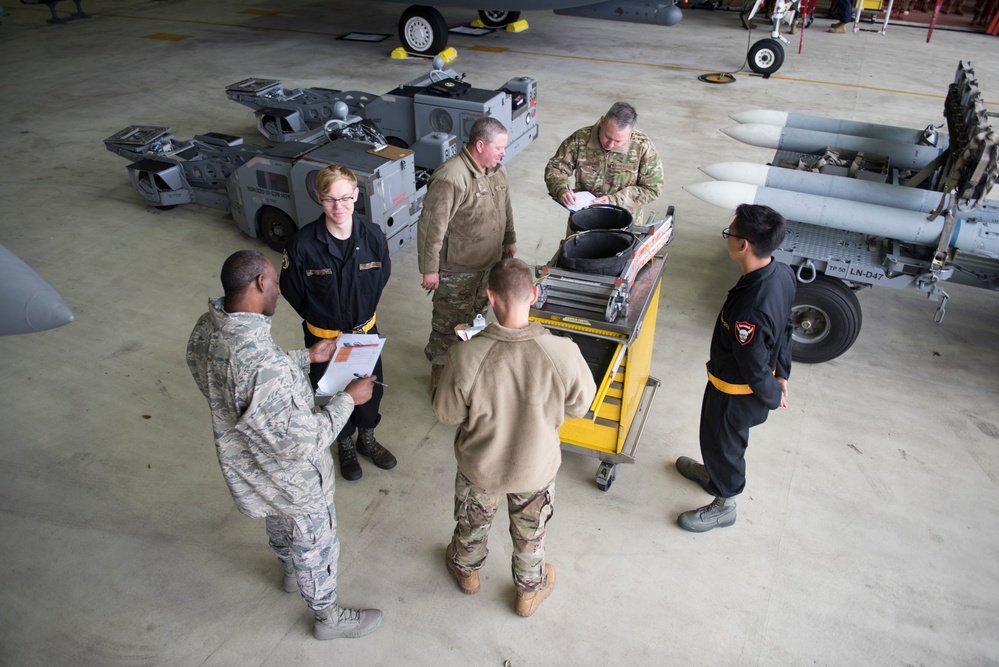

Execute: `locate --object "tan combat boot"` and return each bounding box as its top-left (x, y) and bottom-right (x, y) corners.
top-left (515, 563), bottom-right (556, 617)
top-left (445, 543), bottom-right (480, 594)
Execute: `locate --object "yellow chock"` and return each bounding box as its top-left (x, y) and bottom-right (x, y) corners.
top-left (390, 47), bottom-right (409, 59)
top-left (470, 19), bottom-right (485, 28)
top-left (437, 47), bottom-right (458, 63)
top-left (506, 19), bottom-right (529, 33)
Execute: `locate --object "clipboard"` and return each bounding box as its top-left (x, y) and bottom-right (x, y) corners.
top-left (316, 334), bottom-right (385, 396)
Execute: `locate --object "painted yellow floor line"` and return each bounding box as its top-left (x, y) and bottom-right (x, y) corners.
top-left (144, 33), bottom-right (192, 42)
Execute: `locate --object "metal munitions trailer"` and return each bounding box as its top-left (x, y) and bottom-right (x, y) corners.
top-left (528, 210), bottom-right (674, 491)
top-left (689, 61), bottom-right (998, 364)
top-left (104, 125), bottom-right (424, 254)
top-left (103, 63), bottom-right (539, 253)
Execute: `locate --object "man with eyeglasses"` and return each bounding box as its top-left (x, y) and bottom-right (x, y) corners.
top-left (544, 101), bottom-right (664, 224)
top-left (280, 164), bottom-right (397, 482)
top-left (674, 204), bottom-right (796, 532)
top-left (418, 117), bottom-right (517, 392)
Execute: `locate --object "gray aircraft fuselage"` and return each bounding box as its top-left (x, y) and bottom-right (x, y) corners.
top-left (381, 1), bottom-right (607, 10)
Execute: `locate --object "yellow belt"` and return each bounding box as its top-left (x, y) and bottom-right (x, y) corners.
top-left (307, 313), bottom-right (376, 339)
top-left (707, 370), bottom-right (753, 395)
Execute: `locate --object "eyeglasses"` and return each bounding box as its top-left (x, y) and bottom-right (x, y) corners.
top-left (722, 227), bottom-right (747, 240)
top-left (320, 195), bottom-right (354, 206)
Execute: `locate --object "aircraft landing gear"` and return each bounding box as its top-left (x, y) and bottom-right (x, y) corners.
top-left (477, 10), bottom-right (521, 27)
top-left (399, 5), bottom-right (448, 56)
top-left (748, 38), bottom-right (785, 76)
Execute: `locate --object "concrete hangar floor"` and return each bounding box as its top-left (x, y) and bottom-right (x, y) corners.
top-left (1, 1), bottom-right (998, 664)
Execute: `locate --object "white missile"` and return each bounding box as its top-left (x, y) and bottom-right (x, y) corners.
top-left (0, 244), bottom-right (75, 336)
top-left (721, 124), bottom-right (944, 172)
top-left (699, 161), bottom-right (954, 213)
top-left (684, 181), bottom-right (999, 259)
top-left (729, 109), bottom-right (942, 147)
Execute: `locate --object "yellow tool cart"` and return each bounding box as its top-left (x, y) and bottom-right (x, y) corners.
top-left (529, 205), bottom-right (674, 490)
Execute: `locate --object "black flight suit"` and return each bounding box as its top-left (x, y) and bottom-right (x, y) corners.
top-left (700, 258), bottom-right (795, 499)
top-left (280, 214), bottom-right (391, 440)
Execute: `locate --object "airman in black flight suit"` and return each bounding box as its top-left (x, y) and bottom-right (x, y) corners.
top-left (281, 164), bottom-right (397, 481)
top-left (675, 204), bottom-right (796, 532)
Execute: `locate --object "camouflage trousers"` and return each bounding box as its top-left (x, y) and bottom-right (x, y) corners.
top-left (448, 470), bottom-right (555, 592)
top-left (424, 271), bottom-right (489, 365)
top-left (266, 498), bottom-right (340, 611)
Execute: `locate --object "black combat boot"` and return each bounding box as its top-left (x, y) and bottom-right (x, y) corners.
top-left (676, 456), bottom-right (712, 495)
top-left (677, 496), bottom-right (737, 533)
top-left (355, 428), bottom-right (397, 470)
top-left (337, 434), bottom-right (362, 481)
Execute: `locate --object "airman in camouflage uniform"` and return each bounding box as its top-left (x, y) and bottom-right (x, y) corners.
top-left (418, 117), bottom-right (517, 386)
top-left (186, 250), bottom-right (382, 640)
top-left (451, 471), bottom-right (555, 591)
top-left (433, 259), bottom-right (597, 617)
top-left (544, 101), bottom-right (665, 224)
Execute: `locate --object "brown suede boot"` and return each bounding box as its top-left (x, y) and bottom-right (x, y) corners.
top-left (337, 434), bottom-right (362, 481)
top-left (445, 543), bottom-right (479, 594)
top-left (356, 428), bottom-right (397, 469)
top-left (828, 22), bottom-right (848, 32)
top-left (515, 563), bottom-right (556, 617)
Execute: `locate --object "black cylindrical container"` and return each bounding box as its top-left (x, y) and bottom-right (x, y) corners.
top-left (568, 204), bottom-right (633, 234)
top-left (557, 230), bottom-right (636, 276)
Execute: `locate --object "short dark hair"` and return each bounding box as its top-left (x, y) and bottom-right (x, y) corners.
top-left (488, 258), bottom-right (533, 302)
top-left (221, 250), bottom-right (268, 298)
top-left (469, 117), bottom-right (507, 145)
top-left (732, 204), bottom-right (787, 258)
top-left (605, 102), bottom-right (638, 129)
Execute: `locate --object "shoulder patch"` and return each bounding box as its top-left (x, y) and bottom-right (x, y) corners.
top-left (282, 251), bottom-right (289, 270)
top-left (735, 321), bottom-right (756, 345)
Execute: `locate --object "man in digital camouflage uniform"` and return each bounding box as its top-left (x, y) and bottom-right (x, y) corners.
top-left (186, 249), bottom-right (382, 640)
top-left (418, 117), bottom-right (517, 392)
top-left (433, 258), bottom-right (597, 617)
top-left (544, 101), bottom-right (664, 224)
top-left (674, 204), bottom-right (795, 533)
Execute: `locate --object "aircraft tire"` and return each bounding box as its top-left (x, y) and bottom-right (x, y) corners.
top-left (791, 276), bottom-right (863, 364)
top-left (747, 38), bottom-right (785, 76)
top-left (400, 5), bottom-right (448, 55)
top-left (477, 10), bottom-right (521, 27)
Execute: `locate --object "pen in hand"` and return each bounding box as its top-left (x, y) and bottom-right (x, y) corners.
top-left (353, 373), bottom-right (387, 388)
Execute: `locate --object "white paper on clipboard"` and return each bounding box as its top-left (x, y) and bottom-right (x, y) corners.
top-left (316, 334), bottom-right (385, 396)
top-left (565, 191), bottom-right (597, 212)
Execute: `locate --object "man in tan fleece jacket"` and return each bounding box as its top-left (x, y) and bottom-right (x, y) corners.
top-left (432, 258), bottom-right (597, 617)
